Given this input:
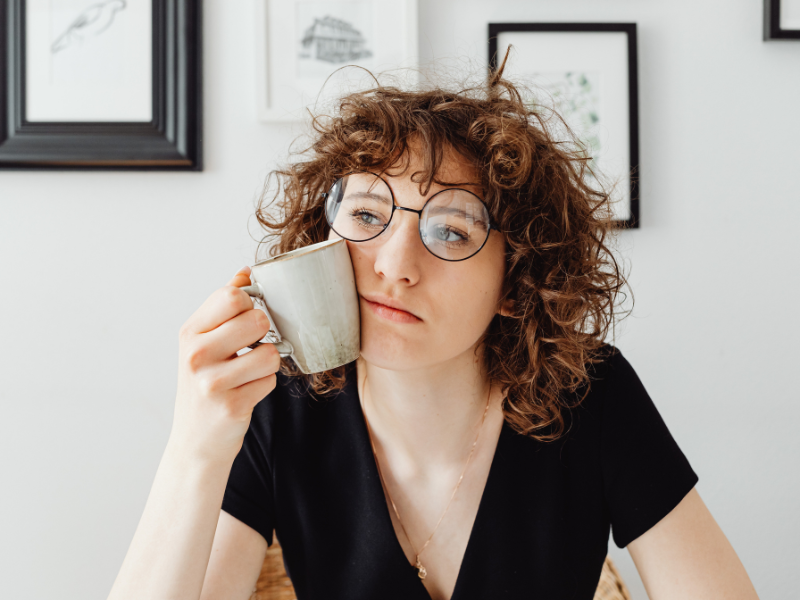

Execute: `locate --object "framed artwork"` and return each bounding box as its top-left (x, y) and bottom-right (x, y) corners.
top-left (255, 0), bottom-right (418, 122)
top-left (488, 23), bottom-right (640, 229)
top-left (764, 0), bottom-right (800, 39)
top-left (0, 0), bottom-right (202, 170)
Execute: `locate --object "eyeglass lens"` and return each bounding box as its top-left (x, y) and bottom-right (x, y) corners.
top-left (325, 172), bottom-right (491, 261)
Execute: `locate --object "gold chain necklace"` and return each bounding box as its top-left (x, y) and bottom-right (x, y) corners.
top-left (360, 373), bottom-right (492, 580)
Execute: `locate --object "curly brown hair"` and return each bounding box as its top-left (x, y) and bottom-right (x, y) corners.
top-left (253, 48), bottom-right (632, 443)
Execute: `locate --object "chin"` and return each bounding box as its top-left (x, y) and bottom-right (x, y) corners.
top-left (358, 319), bottom-right (435, 371)
top-left (359, 317), bottom-right (478, 372)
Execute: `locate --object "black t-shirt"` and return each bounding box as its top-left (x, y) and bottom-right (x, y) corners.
top-left (221, 344), bottom-right (698, 599)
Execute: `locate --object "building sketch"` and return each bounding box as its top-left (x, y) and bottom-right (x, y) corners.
top-left (299, 15), bottom-right (373, 63)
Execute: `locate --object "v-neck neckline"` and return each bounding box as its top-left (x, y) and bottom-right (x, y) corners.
top-left (346, 366), bottom-right (509, 600)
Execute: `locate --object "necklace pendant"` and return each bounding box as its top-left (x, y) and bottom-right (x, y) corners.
top-left (415, 556), bottom-right (427, 579)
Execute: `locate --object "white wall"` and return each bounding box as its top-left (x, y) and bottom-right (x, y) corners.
top-left (1, 1), bottom-right (796, 598)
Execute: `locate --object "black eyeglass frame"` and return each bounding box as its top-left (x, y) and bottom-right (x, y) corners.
top-left (321, 170), bottom-right (496, 263)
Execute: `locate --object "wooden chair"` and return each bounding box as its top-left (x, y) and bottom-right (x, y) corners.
top-left (248, 536), bottom-right (633, 600)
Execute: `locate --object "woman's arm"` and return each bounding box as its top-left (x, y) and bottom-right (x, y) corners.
top-left (627, 486), bottom-right (759, 600)
top-left (106, 267), bottom-right (279, 600)
top-left (199, 510), bottom-right (269, 600)
top-left (106, 444), bottom-right (242, 600)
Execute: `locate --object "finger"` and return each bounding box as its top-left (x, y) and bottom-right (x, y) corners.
top-left (201, 306), bottom-right (271, 361)
top-left (184, 284), bottom-right (255, 336)
top-left (227, 274), bottom-right (252, 288)
top-left (226, 266), bottom-right (252, 288)
top-left (231, 372), bottom-right (278, 411)
top-left (207, 343), bottom-right (281, 391)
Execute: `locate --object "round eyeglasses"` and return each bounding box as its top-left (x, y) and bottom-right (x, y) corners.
top-left (322, 171), bottom-right (494, 262)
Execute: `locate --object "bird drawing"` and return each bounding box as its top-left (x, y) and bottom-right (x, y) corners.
top-left (51, 0), bottom-right (127, 54)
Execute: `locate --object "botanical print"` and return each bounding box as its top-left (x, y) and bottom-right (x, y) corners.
top-left (495, 29), bottom-right (633, 221)
top-left (527, 71), bottom-right (602, 184)
top-left (296, 1), bottom-right (374, 79)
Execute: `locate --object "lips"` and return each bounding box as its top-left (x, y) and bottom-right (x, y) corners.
top-left (360, 294), bottom-right (422, 323)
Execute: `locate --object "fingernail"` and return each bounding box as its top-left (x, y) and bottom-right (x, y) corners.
top-left (236, 265), bottom-right (251, 275)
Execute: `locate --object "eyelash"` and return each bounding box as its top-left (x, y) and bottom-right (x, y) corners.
top-left (426, 223), bottom-right (470, 246)
top-left (348, 208), bottom-right (386, 230)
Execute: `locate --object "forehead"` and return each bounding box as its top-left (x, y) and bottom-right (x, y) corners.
top-left (381, 142), bottom-right (481, 194)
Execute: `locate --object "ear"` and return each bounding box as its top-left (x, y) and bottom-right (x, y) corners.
top-left (498, 298), bottom-right (515, 317)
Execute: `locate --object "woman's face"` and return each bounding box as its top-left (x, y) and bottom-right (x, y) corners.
top-left (327, 145), bottom-right (507, 372)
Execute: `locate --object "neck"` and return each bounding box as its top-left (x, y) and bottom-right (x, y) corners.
top-left (357, 347), bottom-right (502, 480)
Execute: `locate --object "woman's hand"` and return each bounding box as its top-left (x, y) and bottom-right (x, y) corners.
top-left (169, 266), bottom-right (280, 465)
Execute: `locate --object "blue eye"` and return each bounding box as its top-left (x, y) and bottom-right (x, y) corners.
top-left (348, 209), bottom-right (386, 229)
top-left (430, 224), bottom-right (468, 244)
top-left (358, 212), bottom-right (381, 225)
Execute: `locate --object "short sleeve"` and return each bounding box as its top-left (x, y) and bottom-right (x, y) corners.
top-left (221, 400), bottom-right (276, 546)
top-left (600, 349), bottom-right (699, 548)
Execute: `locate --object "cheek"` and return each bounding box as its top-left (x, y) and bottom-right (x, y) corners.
top-left (438, 271), bottom-right (501, 329)
top-left (329, 233), bottom-right (372, 289)
top-left (344, 241), bottom-right (375, 284)
top-left (348, 232), bottom-right (506, 368)
top-left (442, 244), bottom-right (506, 338)
top-left (360, 265), bottom-right (502, 369)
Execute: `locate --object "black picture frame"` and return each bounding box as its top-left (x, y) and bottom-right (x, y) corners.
top-left (0, 0), bottom-right (202, 170)
top-left (488, 23), bottom-right (640, 229)
top-left (764, 0), bottom-right (800, 40)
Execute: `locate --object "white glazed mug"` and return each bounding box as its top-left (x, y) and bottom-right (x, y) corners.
top-left (242, 238), bottom-right (361, 374)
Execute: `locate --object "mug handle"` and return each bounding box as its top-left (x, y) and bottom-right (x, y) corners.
top-left (241, 283), bottom-right (294, 357)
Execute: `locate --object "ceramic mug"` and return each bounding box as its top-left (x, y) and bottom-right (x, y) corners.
top-left (242, 238), bottom-right (361, 374)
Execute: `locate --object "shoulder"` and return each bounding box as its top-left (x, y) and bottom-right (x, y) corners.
top-left (571, 343), bottom-right (643, 412)
top-left (588, 343), bottom-right (657, 414)
top-left (579, 345), bottom-right (692, 476)
top-left (585, 342), bottom-right (636, 385)
top-left (561, 343), bottom-right (664, 440)
top-left (582, 347), bottom-right (700, 549)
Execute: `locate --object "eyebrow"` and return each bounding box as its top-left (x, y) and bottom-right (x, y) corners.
top-left (346, 191), bottom-right (392, 204)
top-left (426, 204), bottom-right (489, 229)
top-left (347, 189), bottom-right (485, 205)
top-left (430, 181), bottom-right (484, 197)
top-left (346, 190), bottom-right (488, 225)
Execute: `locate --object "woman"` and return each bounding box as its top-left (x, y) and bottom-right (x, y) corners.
top-left (107, 52), bottom-right (760, 600)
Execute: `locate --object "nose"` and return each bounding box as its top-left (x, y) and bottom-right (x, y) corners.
top-left (372, 208), bottom-right (425, 285)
